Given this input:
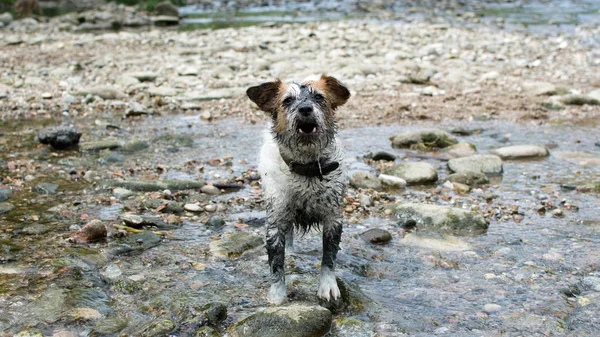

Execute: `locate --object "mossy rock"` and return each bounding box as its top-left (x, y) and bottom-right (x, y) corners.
top-left (388, 203), bottom-right (488, 236)
top-left (209, 232), bottom-right (264, 259)
top-left (390, 129), bottom-right (458, 149)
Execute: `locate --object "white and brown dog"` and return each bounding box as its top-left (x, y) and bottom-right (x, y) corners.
top-left (247, 74), bottom-right (350, 304)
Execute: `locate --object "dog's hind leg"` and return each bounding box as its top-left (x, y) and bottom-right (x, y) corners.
top-left (266, 216), bottom-right (289, 304)
top-left (318, 218), bottom-right (342, 301)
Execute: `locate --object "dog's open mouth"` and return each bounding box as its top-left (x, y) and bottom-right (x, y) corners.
top-left (297, 122), bottom-right (318, 135)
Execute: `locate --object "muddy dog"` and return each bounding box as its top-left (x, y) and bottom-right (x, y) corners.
top-left (246, 74), bottom-right (350, 304)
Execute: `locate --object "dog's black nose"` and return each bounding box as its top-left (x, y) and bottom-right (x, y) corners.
top-left (298, 105), bottom-right (313, 116)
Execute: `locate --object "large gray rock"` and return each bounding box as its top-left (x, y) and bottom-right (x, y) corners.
top-left (382, 162), bottom-right (438, 185)
top-left (390, 129), bottom-right (457, 149)
top-left (390, 203), bottom-right (488, 236)
top-left (228, 304), bottom-right (332, 337)
top-left (209, 232), bottom-right (264, 259)
top-left (33, 183), bottom-right (58, 195)
top-left (447, 154), bottom-right (503, 175)
top-left (350, 172), bottom-right (382, 191)
top-left (491, 145), bottom-right (549, 160)
top-left (38, 126), bottom-right (81, 149)
top-left (0, 188), bottom-right (13, 202)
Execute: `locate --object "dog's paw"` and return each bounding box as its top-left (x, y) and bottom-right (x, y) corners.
top-left (318, 271), bottom-right (340, 301)
top-left (267, 282), bottom-right (287, 305)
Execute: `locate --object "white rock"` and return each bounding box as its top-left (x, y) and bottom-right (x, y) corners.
top-left (491, 145), bottom-right (549, 160)
top-left (378, 174), bottom-right (407, 188)
top-left (184, 204), bottom-right (203, 212)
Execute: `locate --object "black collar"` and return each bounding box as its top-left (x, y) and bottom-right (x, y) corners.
top-left (279, 150), bottom-right (339, 180)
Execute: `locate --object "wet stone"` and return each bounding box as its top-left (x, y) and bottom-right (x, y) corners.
top-left (128, 72), bottom-right (159, 82)
top-left (148, 86), bottom-right (178, 97)
top-left (209, 232), bottom-right (264, 259)
top-left (113, 187), bottom-right (134, 199)
top-left (491, 145), bottom-right (549, 160)
top-left (202, 302), bottom-right (228, 326)
top-left (390, 129), bottom-right (457, 149)
top-left (390, 203), bottom-right (488, 236)
top-left (332, 317), bottom-right (372, 337)
top-left (108, 179), bottom-right (204, 192)
top-left (38, 126), bottom-right (82, 149)
top-left (448, 154), bottom-right (503, 175)
top-left (378, 174), bottom-right (407, 188)
top-left (205, 216), bottom-right (225, 228)
top-left (0, 188), bottom-right (12, 202)
top-left (126, 102), bottom-right (149, 116)
top-left (140, 319), bottom-right (176, 337)
top-left (155, 1), bottom-right (179, 17)
top-left (201, 185), bottom-right (221, 195)
top-left (350, 172), bottom-right (382, 191)
top-left (441, 142), bottom-right (477, 158)
top-left (0, 202), bottom-right (15, 214)
top-left (382, 162), bottom-right (438, 185)
top-left (184, 203), bottom-right (203, 212)
top-left (33, 183), bottom-right (58, 195)
top-left (71, 219), bottom-right (107, 243)
top-left (143, 199), bottom-right (183, 213)
top-left (101, 151), bottom-right (124, 164)
top-left (123, 231), bottom-right (162, 251)
top-left (77, 85), bottom-right (125, 100)
top-left (445, 171), bottom-right (489, 186)
top-left (194, 327), bottom-right (221, 336)
top-left (360, 228), bottom-right (392, 244)
top-left (365, 150), bottom-right (396, 161)
top-left (228, 303), bottom-right (332, 337)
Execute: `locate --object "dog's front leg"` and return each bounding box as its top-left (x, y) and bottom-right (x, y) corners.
top-left (318, 218), bottom-right (342, 301)
top-left (266, 217), bottom-right (289, 304)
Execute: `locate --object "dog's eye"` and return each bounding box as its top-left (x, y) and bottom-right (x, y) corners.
top-left (314, 93), bottom-right (325, 101)
top-left (283, 97), bottom-right (294, 106)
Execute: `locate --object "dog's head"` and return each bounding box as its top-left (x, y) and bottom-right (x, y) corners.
top-left (247, 74), bottom-right (350, 157)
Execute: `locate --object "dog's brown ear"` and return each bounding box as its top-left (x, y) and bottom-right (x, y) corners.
top-left (246, 80), bottom-right (283, 113)
top-left (319, 74), bottom-right (350, 109)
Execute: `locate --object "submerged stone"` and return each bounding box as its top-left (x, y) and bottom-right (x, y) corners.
top-left (107, 179), bottom-right (204, 192)
top-left (359, 228), bottom-right (392, 244)
top-left (389, 203), bottom-right (488, 235)
top-left (194, 327), bottom-right (222, 337)
top-left (209, 232), bottom-right (263, 259)
top-left (441, 142), bottom-right (477, 158)
top-left (80, 140), bottom-right (121, 152)
top-left (33, 182), bottom-right (59, 195)
top-left (228, 303), bottom-right (332, 337)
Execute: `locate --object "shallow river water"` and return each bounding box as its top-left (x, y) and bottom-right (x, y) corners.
top-left (1, 111), bottom-right (600, 336)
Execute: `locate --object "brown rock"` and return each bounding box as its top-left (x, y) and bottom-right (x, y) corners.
top-left (71, 220), bottom-right (107, 243)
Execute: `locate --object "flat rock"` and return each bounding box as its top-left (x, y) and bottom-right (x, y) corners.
top-left (447, 154), bottom-right (503, 175)
top-left (155, 1), bottom-right (179, 16)
top-left (152, 15), bottom-right (179, 26)
top-left (0, 188), bottom-right (13, 202)
top-left (107, 179), bottom-right (204, 192)
top-left (350, 172), bottom-right (382, 191)
top-left (209, 232), bottom-right (263, 259)
top-left (390, 129), bottom-right (457, 149)
top-left (382, 162), bottom-right (438, 185)
top-left (482, 303), bottom-right (502, 314)
top-left (365, 150), bottom-right (396, 161)
top-left (0, 202), bottom-right (14, 215)
top-left (115, 76), bottom-right (140, 87)
top-left (71, 220), bottom-right (107, 243)
top-left (127, 72), bottom-right (159, 82)
top-left (148, 87), bottom-right (179, 97)
top-left (121, 140), bottom-right (149, 153)
top-left (113, 188), bottom-right (134, 199)
top-left (491, 145), bottom-right (549, 159)
top-left (33, 183), bottom-right (58, 195)
top-left (184, 204), bottom-right (203, 212)
top-left (181, 89), bottom-right (237, 101)
top-left (389, 203), bottom-right (488, 236)
top-left (228, 303), bottom-right (332, 337)
top-left (76, 86), bottom-right (125, 100)
top-left (126, 102), bottom-right (148, 116)
top-left (445, 171), bottom-right (489, 186)
top-left (440, 142), bottom-right (477, 159)
top-left (359, 228), bottom-right (392, 244)
top-left (589, 89), bottom-right (600, 102)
